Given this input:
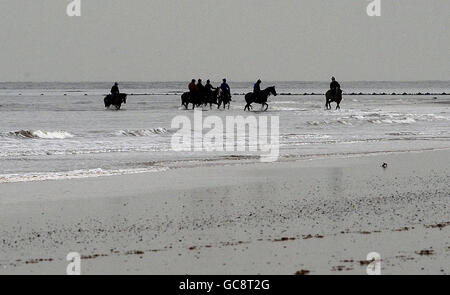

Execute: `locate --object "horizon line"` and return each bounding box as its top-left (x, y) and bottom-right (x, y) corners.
top-left (0, 80), bottom-right (449, 84)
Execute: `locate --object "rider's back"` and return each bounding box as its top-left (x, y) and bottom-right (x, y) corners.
top-left (330, 81), bottom-right (340, 90)
top-left (111, 85), bottom-right (119, 94)
top-left (253, 83), bottom-right (260, 93)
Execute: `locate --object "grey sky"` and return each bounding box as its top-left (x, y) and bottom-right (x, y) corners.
top-left (0, 0), bottom-right (448, 82)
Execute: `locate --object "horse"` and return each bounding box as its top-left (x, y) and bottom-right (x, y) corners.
top-left (104, 93), bottom-right (127, 110)
top-left (181, 92), bottom-right (191, 109)
top-left (181, 92), bottom-right (203, 109)
top-left (325, 88), bottom-right (342, 110)
top-left (244, 86), bottom-right (277, 111)
top-left (204, 88), bottom-right (220, 109)
top-left (217, 89), bottom-right (232, 109)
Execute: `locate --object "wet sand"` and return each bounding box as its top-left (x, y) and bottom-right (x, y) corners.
top-left (0, 149), bottom-right (449, 274)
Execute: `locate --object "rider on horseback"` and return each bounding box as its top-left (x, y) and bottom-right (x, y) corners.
top-left (188, 79), bottom-right (197, 92)
top-left (111, 82), bottom-right (120, 100)
top-left (220, 79), bottom-right (231, 98)
top-left (330, 77), bottom-right (340, 98)
top-left (205, 80), bottom-right (215, 94)
top-left (196, 79), bottom-right (204, 93)
top-left (253, 79), bottom-right (262, 96)
top-left (188, 79), bottom-right (197, 102)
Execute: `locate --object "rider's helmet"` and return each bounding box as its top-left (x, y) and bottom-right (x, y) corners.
top-left (191, 79), bottom-right (195, 83)
top-left (257, 79), bottom-right (261, 83)
top-left (207, 79), bottom-right (210, 84)
top-left (331, 77), bottom-right (335, 81)
top-left (198, 79), bottom-right (202, 83)
top-left (223, 79), bottom-right (226, 83)
top-left (114, 82), bottom-right (118, 85)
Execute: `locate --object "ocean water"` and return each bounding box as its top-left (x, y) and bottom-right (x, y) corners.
top-left (0, 81), bottom-right (449, 183)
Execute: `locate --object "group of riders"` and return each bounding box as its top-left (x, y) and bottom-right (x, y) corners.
top-left (183, 78), bottom-right (274, 110)
top-left (183, 78), bottom-right (232, 109)
top-left (107, 76), bottom-right (342, 111)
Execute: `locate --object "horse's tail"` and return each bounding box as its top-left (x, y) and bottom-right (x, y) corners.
top-left (104, 96), bottom-right (110, 107)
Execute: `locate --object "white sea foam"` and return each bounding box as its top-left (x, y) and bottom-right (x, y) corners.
top-left (305, 111), bottom-right (446, 127)
top-left (6, 130), bottom-right (75, 139)
top-left (0, 167), bottom-right (169, 184)
top-left (114, 128), bottom-right (170, 137)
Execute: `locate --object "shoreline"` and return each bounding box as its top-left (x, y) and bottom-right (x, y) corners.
top-left (1, 147), bottom-right (450, 185)
top-left (0, 149), bottom-right (448, 274)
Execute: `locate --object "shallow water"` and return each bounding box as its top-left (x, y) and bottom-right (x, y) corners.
top-left (0, 81), bottom-right (449, 183)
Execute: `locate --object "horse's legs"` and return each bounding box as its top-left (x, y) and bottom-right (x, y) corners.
top-left (263, 103), bottom-right (268, 111)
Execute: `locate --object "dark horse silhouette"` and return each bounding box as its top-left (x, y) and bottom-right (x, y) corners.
top-left (204, 88), bottom-right (220, 109)
top-left (218, 89), bottom-right (232, 109)
top-left (104, 93), bottom-right (127, 110)
top-left (181, 92), bottom-right (203, 109)
top-left (244, 86), bottom-right (277, 111)
top-left (181, 92), bottom-right (192, 109)
top-left (181, 89), bottom-right (220, 110)
top-left (325, 88), bottom-right (342, 110)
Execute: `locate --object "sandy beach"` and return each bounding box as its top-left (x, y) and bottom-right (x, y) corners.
top-left (0, 149), bottom-right (448, 275)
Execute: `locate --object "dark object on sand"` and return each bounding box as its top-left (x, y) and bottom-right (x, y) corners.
top-left (382, 163), bottom-right (388, 168)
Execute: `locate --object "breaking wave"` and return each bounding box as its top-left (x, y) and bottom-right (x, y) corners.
top-left (113, 128), bottom-right (170, 137)
top-left (0, 167), bottom-right (169, 184)
top-left (6, 130), bottom-right (75, 139)
top-left (306, 112), bottom-right (448, 126)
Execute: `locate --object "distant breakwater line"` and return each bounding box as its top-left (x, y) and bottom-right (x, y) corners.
top-left (11, 92), bottom-right (450, 97)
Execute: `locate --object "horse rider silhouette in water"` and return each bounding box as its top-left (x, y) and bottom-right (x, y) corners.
top-left (330, 77), bottom-right (340, 98)
top-left (111, 82), bottom-right (120, 100)
top-left (188, 79), bottom-right (197, 95)
top-left (253, 79), bottom-right (262, 98)
top-left (196, 79), bottom-right (205, 96)
top-left (220, 79), bottom-right (231, 97)
top-left (205, 79), bottom-right (215, 95)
